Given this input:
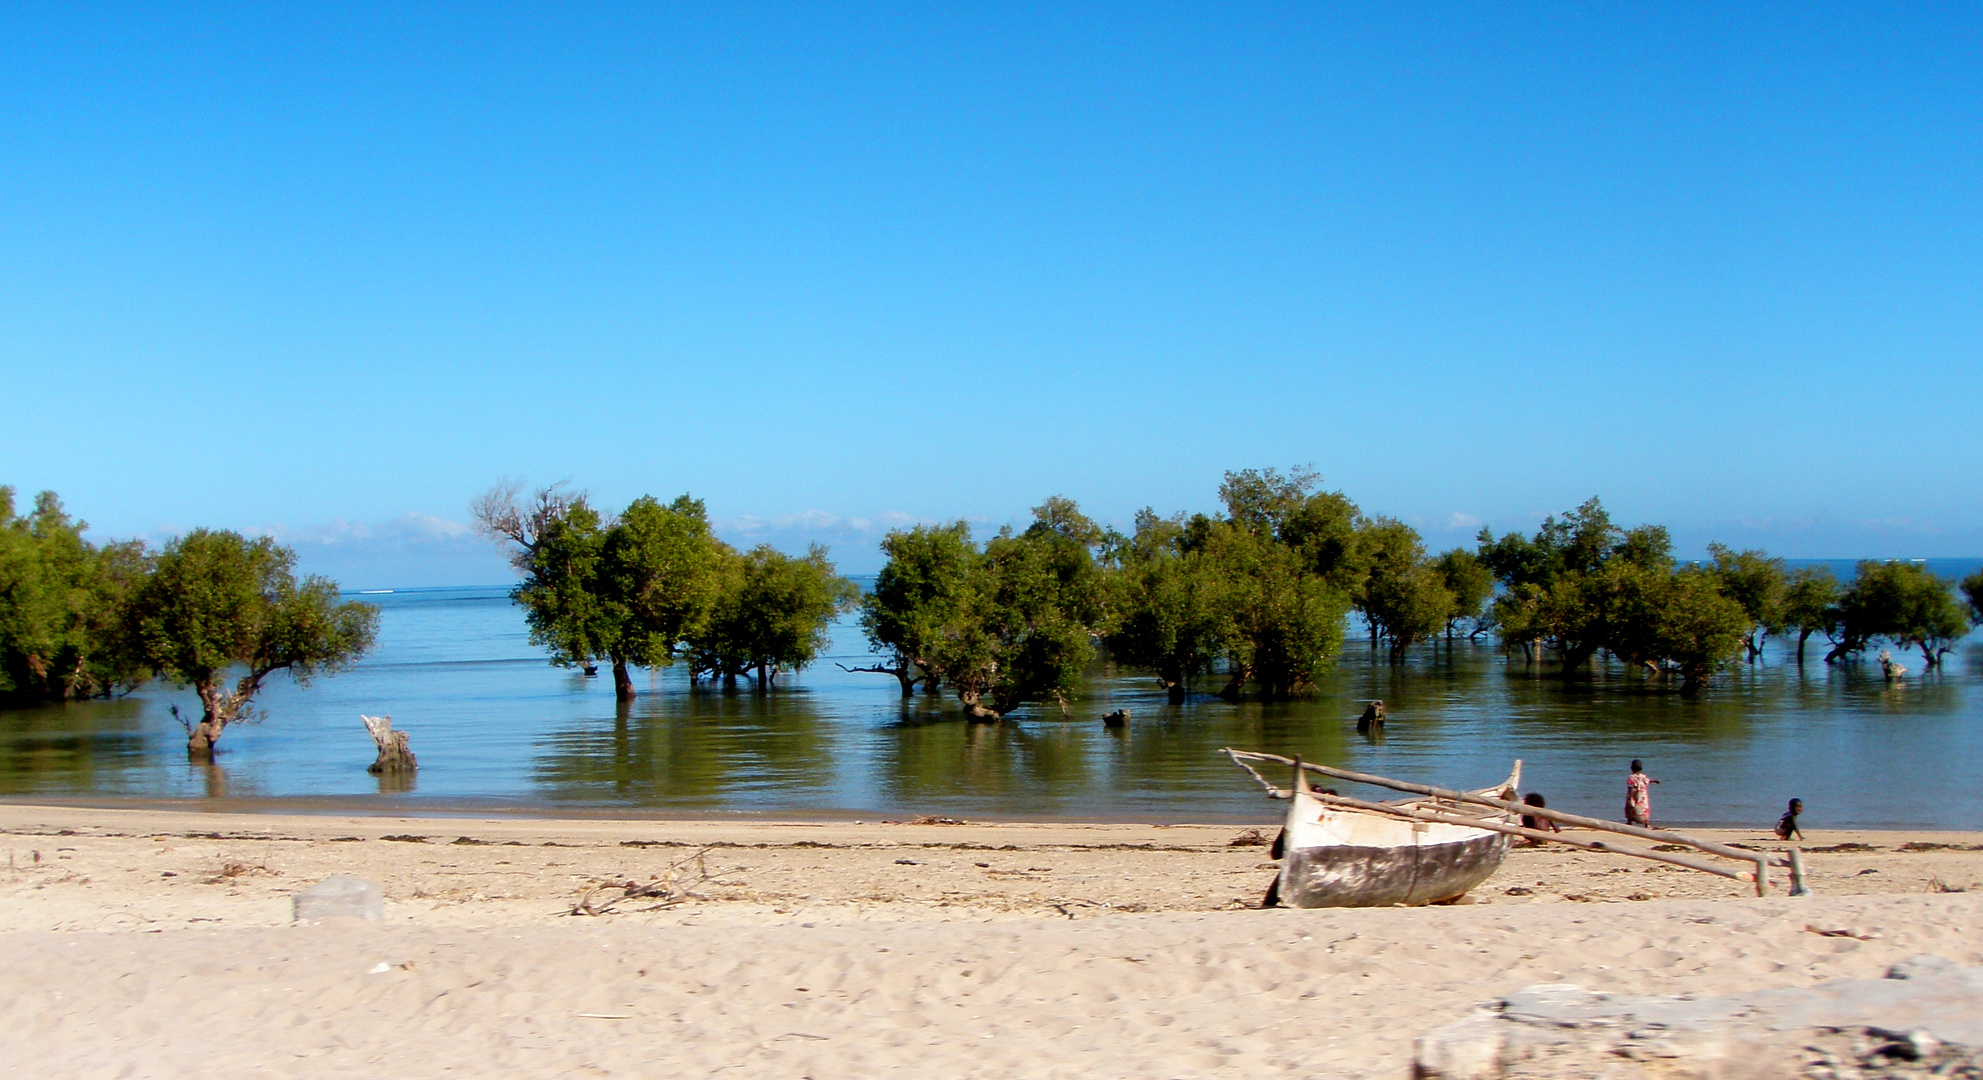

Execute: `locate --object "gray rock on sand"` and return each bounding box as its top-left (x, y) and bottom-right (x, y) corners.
top-left (1414, 955), bottom-right (1983, 1079)
top-left (293, 875), bottom-right (384, 922)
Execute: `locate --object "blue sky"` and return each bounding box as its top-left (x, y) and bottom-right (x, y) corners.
top-left (3, 4), bottom-right (1979, 586)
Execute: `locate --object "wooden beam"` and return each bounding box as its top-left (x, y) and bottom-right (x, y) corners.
top-left (1227, 749), bottom-right (1776, 895)
top-left (1302, 791), bottom-right (1753, 883)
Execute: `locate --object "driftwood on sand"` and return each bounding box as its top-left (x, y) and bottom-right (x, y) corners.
top-left (361, 715), bottom-right (416, 774)
top-left (567, 847), bottom-right (743, 916)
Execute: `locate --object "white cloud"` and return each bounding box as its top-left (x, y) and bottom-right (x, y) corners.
top-left (114, 504), bottom-right (1096, 588)
top-left (159, 512), bottom-right (516, 590)
top-left (253, 512), bottom-right (475, 547)
top-left (713, 508), bottom-right (939, 571)
top-left (1405, 511), bottom-right (1483, 540)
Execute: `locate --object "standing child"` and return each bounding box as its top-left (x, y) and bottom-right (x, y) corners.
top-left (1775, 798), bottom-right (1804, 840)
top-left (1624, 760), bottom-right (1659, 827)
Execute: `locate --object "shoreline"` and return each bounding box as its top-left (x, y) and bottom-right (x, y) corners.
top-left (0, 794), bottom-right (1968, 832)
top-left (2, 803), bottom-right (1979, 928)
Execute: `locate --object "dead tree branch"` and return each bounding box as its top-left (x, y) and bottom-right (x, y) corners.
top-left (565, 847), bottom-right (743, 916)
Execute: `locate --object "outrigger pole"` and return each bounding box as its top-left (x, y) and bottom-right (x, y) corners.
top-left (1223, 749), bottom-right (1807, 898)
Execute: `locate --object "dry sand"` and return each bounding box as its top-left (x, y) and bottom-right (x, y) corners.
top-left (1, 804), bottom-right (1979, 1078)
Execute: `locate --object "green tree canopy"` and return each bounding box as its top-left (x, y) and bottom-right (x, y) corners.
top-left (1961, 569), bottom-right (1983, 626)
top-left (475, 483), bottom-right (726, 699)
top-left (1215, 467), bottom-right (1364, 590)
top-left (1103, 509), bottom-right (1219, 703)
top-left (1706, 544), bottom-right (1787, 661)
top-left (1652, 567), bottom-right (1756, 689)
top-left (1434, 547), bottom-right (1494, 640)
top-left (1473, 498), bottom-right (1757, 687)
top-left (1477, 498), bottom-right (1679, 673)
top-left (1830, 561), bottom-right (1968, 668)
top-left (598, 494), bottom-right (726, 696)
top-left (854, 522), bottom-right (975, 696)
top-left (1101, 470), bottom-right (1358, 697)
top-left (1351, 517), bottom-right (1453, 661)
top-left (947, 500), bottom-right (1107, 718)
top-left (1187, 471), bottom-right (1353, 697)
top-left (1779, 565), bottom-right (1840, 665)
top-left (687, 544), bottom-right (857, 688)
top-left (884, 499), bottom-right (1109, 719)
top-left (0, 488), bottom-right (147, 703)
top-left (126, 529), bottom-right (377, 757)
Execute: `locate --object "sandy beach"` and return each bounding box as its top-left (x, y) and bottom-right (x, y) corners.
top-left (1, 804), bottom-right (1979, 1078)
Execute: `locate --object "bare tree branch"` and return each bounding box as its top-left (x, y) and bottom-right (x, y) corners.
top-left (471, 479), bottom-right (581, 574)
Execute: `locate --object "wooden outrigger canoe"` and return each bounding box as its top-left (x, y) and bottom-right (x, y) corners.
top-left (1225, 748), bottom-right (1812, 908)
top-left (1231, 751), bottom-right (1520, 908)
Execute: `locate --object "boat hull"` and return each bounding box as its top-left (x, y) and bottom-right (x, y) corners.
top-left (1273, 785), bottom-right (1511, 908)
top-left (1277, 829), bottom-right (1508, 908)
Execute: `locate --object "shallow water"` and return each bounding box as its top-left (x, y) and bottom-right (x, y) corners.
top-left (1, 582), bottom-right (1978, 828)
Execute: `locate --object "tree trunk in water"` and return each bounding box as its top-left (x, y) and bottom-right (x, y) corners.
top-left (362, 715), bottom-right (417, 773)
top-left (1217, 668), bottom-right (1249, 701)
top-left (611, 656), bottom-right (635, 701)
top-left (757, 662), bottom-right (772, 689)
top-left (897, 669), bottom-right (916, 697)
top-left (1795, 630), bottom-right (1811, 666)
top-left (958, 690), bottom-right (1001, 722)
top-left (186, 684), bottom-right (243, 760)
top-left (1166, 681), bottom-right (1185, 705)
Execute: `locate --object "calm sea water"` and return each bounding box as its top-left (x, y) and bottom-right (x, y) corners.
top-left (1, 562), bottom-right (1978, 828)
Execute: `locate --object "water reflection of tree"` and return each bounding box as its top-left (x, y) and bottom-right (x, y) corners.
top-left (199, 760), bottom-right (230, 799)
top-left (877, 712), bottom-right (1093, 814)
top-left (179, 756), bottom-right (275, 800)
top-left (0, 699), bottom-right (154, 795)
top-left (374, 765), bottom-right (417, 795)
top-left (530, 690), bottom-right (840, 806)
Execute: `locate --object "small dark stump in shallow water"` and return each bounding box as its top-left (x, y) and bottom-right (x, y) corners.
top-left (1103, 709), bottom-right (1130, 729)
top-left (1356, 700), bottom-right (1386, 734)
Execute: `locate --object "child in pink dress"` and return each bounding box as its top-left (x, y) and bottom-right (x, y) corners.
top-left (1624, 759), bottom-right (1659, 827)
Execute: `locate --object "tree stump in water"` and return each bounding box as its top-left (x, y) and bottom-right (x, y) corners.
top-left (362, 714), bottom-right (417, 774)
top-left (1356, 700), bottom-right (1386, 734)
top-left (1103, 709), bottom-right (1130, 729)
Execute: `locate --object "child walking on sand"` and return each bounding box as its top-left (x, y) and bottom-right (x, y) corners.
top-left (1624, 760), bottom-right (1659, 827)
